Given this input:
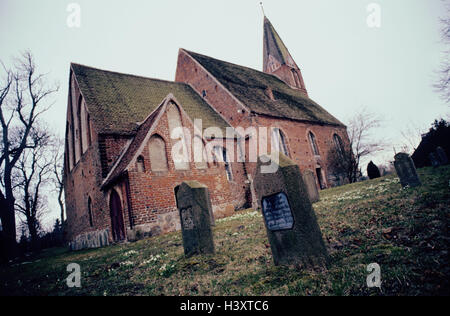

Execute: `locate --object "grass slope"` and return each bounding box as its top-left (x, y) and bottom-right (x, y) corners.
top-left (1, 166), bottom-right (449, 296)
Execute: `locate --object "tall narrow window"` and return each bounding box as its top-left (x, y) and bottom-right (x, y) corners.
top-left (77, 96), bottom-right (83, 157)
top-left (272, 128), bottom-right (289, 157)
top-left (214, 146), bottom-right (233, 181)
top-left (333, 134), bottom-right (344, 155)
top-left (149, 135), bottom-right (169, 172)
top-left (167, 102), bottom-right (189, 170)
top-left (136, 155), bottom-right (145, 172)
top-left (308, 132), bottom-right (320, 156)
top-left (87, 197), bottom-right (93, 227)
top-left (87, 113), bottom-right (92, 147)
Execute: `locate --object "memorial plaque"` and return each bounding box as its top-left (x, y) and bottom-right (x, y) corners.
top-left (180, 207), bottom-right (194, 230)
top-left (262, 192), bottom-right (294, 231)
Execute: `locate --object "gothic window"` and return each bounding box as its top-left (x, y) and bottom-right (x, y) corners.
top-left (66, 122), bottom-right (74, 171)
top-left (214, 146), bottom-right (233, 181)
top-left (167, 102), bottom-right (189, 170)
top-left (149, 135), bottom-right (168, 172)
top-left (308, 132), bottom-right (320, 156)
top-left (136, 155), bottom-right (145, 172)
top-left (77, 96), bottom-right (83, 158)
top-left (87, 197), bottom-right (94, 227)
top-left (272, 128), bottom-right (289, 157)
top-left (333, 134), bottom-right (344, 155)
top-left (87, 113), bottom-right (92, 147)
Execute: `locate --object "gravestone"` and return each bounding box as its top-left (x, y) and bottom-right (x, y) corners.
top-left (254, 153), bottom-right (329, 267)
top-left (174, 181), bottom-right (215, 257)
top-left (436, 146), bottom-right (449, 165)
top-left (367, 161), bottom-right (381, 179)
top-left (429, 152), bottom-right (440, 168)
top-left (394, 153), bottom-right (421, 188)
top-left (302, 169), bottom-right (320, 203)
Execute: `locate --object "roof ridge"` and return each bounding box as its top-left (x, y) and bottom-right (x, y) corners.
top-left (182, 49), bottom-right (286, 85)
top-left (71, 62), bottom-right (188, 86)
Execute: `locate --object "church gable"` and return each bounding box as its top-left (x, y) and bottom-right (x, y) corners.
top-left (101, 94), bottom-right (223, 188)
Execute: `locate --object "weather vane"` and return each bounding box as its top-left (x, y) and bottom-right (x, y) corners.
top-left (260, 2), bottom-right (265, 16)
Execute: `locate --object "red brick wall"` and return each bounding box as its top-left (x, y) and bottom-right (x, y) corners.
top-left (175, 49), bottom-right (350, 189)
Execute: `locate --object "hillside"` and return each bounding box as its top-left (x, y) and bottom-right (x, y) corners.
top-left (1, 166), bottom-right (449, 296)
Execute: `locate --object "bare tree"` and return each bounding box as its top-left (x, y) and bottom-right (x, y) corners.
top-left (328, 108), bottom-right (385, 183)
top-left (0, 52), bottom-right (58, 260)
top-left (434, 7), bottom-right (450, 103)
top-left (14, 127), bottom-right (53, 251)
top-left (51, 138), bottom-right (65, 225)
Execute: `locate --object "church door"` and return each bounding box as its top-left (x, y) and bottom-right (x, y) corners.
top-left (109, 190), bottom-right (125, 242)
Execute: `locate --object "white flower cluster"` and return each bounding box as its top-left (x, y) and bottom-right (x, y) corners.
top-left (120, 260), bottom-right (134, 267)
top-left (140, 254), bottom-right (162, 266)
top-left (216, 211), bottom-right (261, 223)
top-left (159, 263), bottom-right (175, 276)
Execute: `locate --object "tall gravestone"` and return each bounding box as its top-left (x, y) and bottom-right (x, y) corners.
top-left (394, 153), bottom-right (421, 188)
top-left (254, 153), bottom-right (329, 267)
top-left (175, 181), bottom-right (215, 257)
top-left (436, 146), bottom-right (449, 165)
top-left (302, 169), bottom-right (320, 203)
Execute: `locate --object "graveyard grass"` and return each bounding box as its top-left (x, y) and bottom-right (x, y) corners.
top-left (1, 166), bottom-right (449, 296)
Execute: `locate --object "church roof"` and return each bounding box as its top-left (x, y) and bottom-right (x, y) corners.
top-left (184, 50), bottom-right (345, 126)
top-left (263, 16), bottom-right (294, 67)
top-left (71, 63), bottom-right (230, 135)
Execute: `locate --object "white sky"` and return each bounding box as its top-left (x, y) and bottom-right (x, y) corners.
top-left (1, 0), bottom-right (449, 228)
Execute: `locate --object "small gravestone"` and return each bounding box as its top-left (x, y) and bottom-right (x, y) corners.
top-left (254, 153), bottom-right (329, 267)
top-left (436, 146), bottom-right (449, 165)
top-left (429, 152), bottom-right (440, 168)
top-left (367, 161), bottom-right (381, 179)
top-left (302, 169), bottom-right (320, 203)
top-left (394, 153), bottom-right (421, 188)
top-left (175, 181), bottom-right (215, 257)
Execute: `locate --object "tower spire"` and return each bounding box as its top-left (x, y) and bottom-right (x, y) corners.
top-left (263, 16), bottom-right (308, 96)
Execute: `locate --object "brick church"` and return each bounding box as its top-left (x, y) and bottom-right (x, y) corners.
top-left (63, 16), bottom-right (349, 249)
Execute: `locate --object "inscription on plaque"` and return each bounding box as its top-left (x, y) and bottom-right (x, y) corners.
top-left (180, 207), bottom-right (194, 230)
top-left (262, 192), bottom-right (294, 231)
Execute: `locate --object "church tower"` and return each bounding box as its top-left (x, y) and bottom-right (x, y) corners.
top-left (263, 16), bottom-right (308, 96)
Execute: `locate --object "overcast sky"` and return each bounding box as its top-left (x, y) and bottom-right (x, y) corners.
top-left (1, 0), bottom-right (448, 228)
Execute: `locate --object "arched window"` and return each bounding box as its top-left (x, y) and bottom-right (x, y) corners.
top-left (308, 132), bottom-right (320, 156)
top-left (149, 135), bottom-right (168, 172)
top-left (214, 146), bottom-right (233, 181)
top-left (193, 136), bottom-right (207, 169)
top-left (77, 96), bottom-right (83, 157)
top-left (87, 197), bottom-right (93, 227)
top-left (66, 122), bottom-right (74, 171)
top-left (87, 113), bottom-right (92, 147)
top-left (333, 134), bottom-right (344, 155)
top-left (272, 128), bottom-right (290, 157)
top-left (136, 155), bottom-right (145, 172)
top-left (167, 102), bottom-right (189, 170)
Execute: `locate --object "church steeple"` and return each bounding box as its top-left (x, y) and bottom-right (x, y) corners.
top-left (263, 16), bottom-right (308, 96)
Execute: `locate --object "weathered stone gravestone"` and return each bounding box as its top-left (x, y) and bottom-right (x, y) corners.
top-left (394, 153), bottom-right (421, 188)
top-left (429, 152), bottom-right (440, 168)
top-left (254, 153), bottom-right (329, 267)
top-left (302, 169), bottom-right (320, 203)
top-left (436, 146), bottom-right (449, 165)
top-left (174, 181), bottom-right (215, 257)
